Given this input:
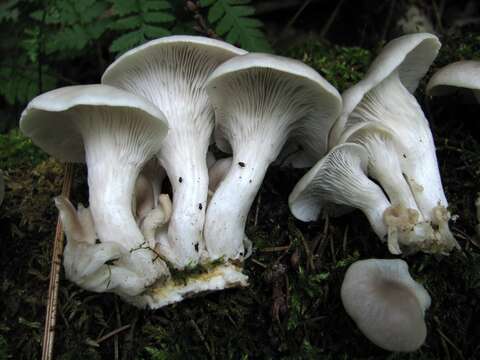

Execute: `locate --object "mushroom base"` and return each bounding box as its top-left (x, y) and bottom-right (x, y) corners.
top-left (128, 263), bottom-right (248, 309)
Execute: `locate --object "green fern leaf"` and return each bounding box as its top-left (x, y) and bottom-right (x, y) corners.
top-left (142, 0), bottom-right (171, 11)
top-left (0, 0), bottom-right (19, 23)
top-left (202, 0), bottom-right (271, 52)
top-left (109, 0), bottom-right (173, 54)
top-left (109, 29), bottom-right (145, 53)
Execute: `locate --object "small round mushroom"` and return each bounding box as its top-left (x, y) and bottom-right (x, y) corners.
top-left (330, 33), bottom-right (458, 254)
top-left (20, 84), bottom-right (170, 298)
top-left (341, 259), bottom-right (431, 352)
top-left (204, 53), bottom-right (342, 260)
top-left (102, 35), bottom-right (247, 268)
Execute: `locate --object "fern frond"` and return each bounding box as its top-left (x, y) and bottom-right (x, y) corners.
top-left (109, 0), bottom-right (174, 54)
top-left (0, 58), bottom-right (56, 105)
top-left (200, 0), bottom-right (271, 52)
top-left (29, 0), bottom-right (111, 56)
top-left (0, 0), bottom-right (19, 23)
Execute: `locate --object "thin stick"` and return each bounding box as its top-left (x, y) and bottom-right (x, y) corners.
top-left (42, 163), bottom-right (74, 360)
top-left (260, 245), bottom-right (290, 253)
top-left (96, 324), bottom-right (132, 344)
top-left (254, 193), bottom-right (261, 227)
top-left (320, 0), bottom-right (345, 39)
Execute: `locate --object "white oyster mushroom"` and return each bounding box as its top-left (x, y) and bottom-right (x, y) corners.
top-left (341, 259), bottom-right (431, 352)
top-left (426, 61), bottom-right (480, 240)
top-left (20, 84), bottom-right (170, 299)
top-left (331, 33), bottom-right (458, 254)
top-left (102, 35), bottom-right (247, 268)
top-left (290, 143), bottom-right (391, 241)
top-left (205, 53), bottom-right (342, 260)
top-left (289, 143), bottom-right (433, 253)
top-left (341, 123), bottom-right (420, 211)
top-left (427, 60), bottom-right (480, 101)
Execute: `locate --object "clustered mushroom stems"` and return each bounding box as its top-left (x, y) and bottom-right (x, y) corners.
top-left (346, 127), bottom-right (421, 213)
top-left (21, 33), bottom-right (470, 319)
top-left (205, 70), bottom-right (320, 260)
top-left (101, 41), bottom-right (245, 269)
top-left (75, 107), bottom-right (161, 251)
top-left (291, 144), bottom-right (391, 239)
top-left (155, 129), bottom-right (210, 267)
top-left (348, 71), bottom-right (448, 221)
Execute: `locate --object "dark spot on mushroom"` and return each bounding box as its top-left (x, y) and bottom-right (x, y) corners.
top-left (403, 154), bottom-right (407, 158)
top-left (198, 203), bottom-right (203, 210)
top-left (249, 179), bottom-right (252, 183)
top-left (238, 162), bottom-right (245, 167)
top-left (95, 239), bottom-right (101, 244)
top-left (194, 243), bottom-right (199, 252)
top-left (179, 177), bottom-right (183, 183)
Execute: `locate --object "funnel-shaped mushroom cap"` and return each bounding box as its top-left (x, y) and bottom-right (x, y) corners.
top-left (102, 36), bottom-right (247, 268)
top-left (289, 143), bottom-right (391, 239)
top-left (102, 35), bottom-right (247, 134)
top-left (20, 84), bottom-right (168, 163)
top-left (204, 53), bottom-right (341, 260)
top-left (341, 259), bottom-right (431, 352)
top-left (209, 53), bottom-right (342, 167)
top-left (331, 33), bottom-right (440, 146)
top-left (20, 84), bottom-right (169, 251)
top-left (426, 60), bottom-right (480, 101)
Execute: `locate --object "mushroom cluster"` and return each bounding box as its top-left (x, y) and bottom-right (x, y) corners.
top-left (290, 33), bottom-right (459, 255)
top-left (20, 33), bottom-right (464, 353)
top-left (20, 36), bottom-right (341, 308)
top-left (426, 60), bottom-right (480, 239)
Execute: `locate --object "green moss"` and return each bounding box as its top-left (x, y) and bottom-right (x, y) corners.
top-left (0, 130), bottom-right (47, 169)
top-left (286, 40), bottom-right (372, 92)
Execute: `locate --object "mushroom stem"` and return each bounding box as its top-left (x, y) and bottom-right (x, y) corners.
top-left (86, 153), bottom-right (143, 250)
top-left (205, 139), bottom-right (274, 260)
top-left (158, 133), bottom-right (209, 268)
top-left (346, 126), bottom-right (421, 214)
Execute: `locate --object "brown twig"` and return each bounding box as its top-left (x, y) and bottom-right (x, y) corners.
top-left (380, 0), bottom-right (396, 43)
top-left (251, 258), bottom-right (267, 268)
top-left (41, 163), bottom-right (74, 360)
top-left (189, 318), bottom-right (213, 357)
top-left (96, 324), bottom-right (132, 344)
top-left (185, 1), bottom-right (220, 39)
top-left (254, 193), bottom-right (261, 227)
top-left (320, 0), bottom-right (346, 39)
top-left (260, 245), bottom-right (290, 253)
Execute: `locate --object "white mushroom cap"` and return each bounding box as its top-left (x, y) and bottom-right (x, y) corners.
top-left (330, 33), bottom-right (440, 146)
top-left (328, 33), bottom-right (457, 254)
top-left (102, 35), bottom-right (247, 268)
top-left (20, 85), bottom-right (167, 163)
top-left (289, 143), bottom-right (391, 239)
top-left (20, 85), bottom-right (169, 297)
top-left (341, 259), bottom-right (431, 352)
top-left (426, 60), bottom-right (480, 101)
top-left (211, 53), bottom-right (342, 167)
top-left (204, 53), bottom-right (341, 260)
